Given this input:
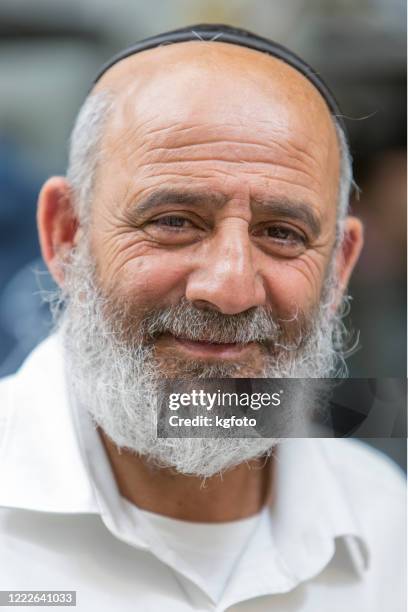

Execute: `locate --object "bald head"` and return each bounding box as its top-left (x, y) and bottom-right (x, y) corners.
top-left (94, 41), bottom-right (334, 124)
top-left (110, 46), bottom-right (332, 144)
top-left (94, 41), bottom-right (338, 167)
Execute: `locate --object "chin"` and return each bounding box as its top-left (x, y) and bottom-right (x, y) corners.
top-left (144, 438), bottom-right (278, 479)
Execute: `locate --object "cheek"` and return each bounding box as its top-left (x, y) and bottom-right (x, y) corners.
top-left (262, 256), bottom-right (327, 317)
top-left (104, 251), bottom-right (327, 318)
top-left (109, 251), bottom-right (192, 306)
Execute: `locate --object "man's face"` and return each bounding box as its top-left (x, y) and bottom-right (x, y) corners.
top-left (38, 42), bottom-right (363, 475)
top-left (87, 42), bottom-right (341, 377)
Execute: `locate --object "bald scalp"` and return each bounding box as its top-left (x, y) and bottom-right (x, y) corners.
top-left (94, 41), bottom-right (328, 103)
top-left (93, 41), bottom-right (336, 142)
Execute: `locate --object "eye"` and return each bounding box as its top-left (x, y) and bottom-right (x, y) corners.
top-left (150, 215), bottom-right (194, 229)
top-left (142, 213), bottom-right (205, 246)
top-left (264, 225), bottom-right (305, 243)
top-left (252, 223), bottom-right (307, 256)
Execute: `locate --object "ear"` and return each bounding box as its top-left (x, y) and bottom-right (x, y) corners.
top-left (37, 176), bottom-right (79, 287)
top-left (332, 215), bottom-right (364, 307)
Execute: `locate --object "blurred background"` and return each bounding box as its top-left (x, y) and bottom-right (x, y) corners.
top-left (0, 0), bottom-right (406, 466)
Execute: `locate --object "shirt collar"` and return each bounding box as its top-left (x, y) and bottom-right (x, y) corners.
top-left (271, 438), bottom-right (369, 580)
top-left (0, 333), bottom-right (369, 579)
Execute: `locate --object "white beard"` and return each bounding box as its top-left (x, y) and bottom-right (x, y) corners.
top-left (58, 242), bottom-right (347, 478)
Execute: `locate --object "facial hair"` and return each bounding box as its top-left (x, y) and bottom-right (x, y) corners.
top-left (57, 240), bottom-right (347, 478)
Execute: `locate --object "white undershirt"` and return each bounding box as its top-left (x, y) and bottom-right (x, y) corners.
top-left (124, 499), bottom-right (266, 602)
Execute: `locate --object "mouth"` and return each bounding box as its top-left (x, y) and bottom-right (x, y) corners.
top-left (170, 335), bottom-right (258, 359)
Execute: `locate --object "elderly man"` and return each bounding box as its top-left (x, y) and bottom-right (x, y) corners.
top-left (0, 25), bottom-right (405, 612)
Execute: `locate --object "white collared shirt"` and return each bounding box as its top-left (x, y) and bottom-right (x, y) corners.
top-left (0, 335), bottom-right (406, 611)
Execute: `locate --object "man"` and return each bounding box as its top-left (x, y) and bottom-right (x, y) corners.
top-left (0, 25), bottom-right (405, 611)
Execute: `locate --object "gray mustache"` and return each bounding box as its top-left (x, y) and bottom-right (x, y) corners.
top-left (140, 298), bottom-right (284, 344)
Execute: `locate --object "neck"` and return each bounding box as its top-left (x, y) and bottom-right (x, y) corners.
top-left (100, 430), bottom-right (275, 522)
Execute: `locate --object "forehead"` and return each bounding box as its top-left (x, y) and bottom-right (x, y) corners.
top-left (96, 42), bottom-right (336, 137)
top-left (93, 42), bottom-right (340, 208)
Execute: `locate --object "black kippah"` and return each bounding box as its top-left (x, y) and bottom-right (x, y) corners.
top-left (93, 23), bottom-right (346, 135)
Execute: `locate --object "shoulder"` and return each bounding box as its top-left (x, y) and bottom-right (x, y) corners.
top-left (0, 334), bottom-right (62, 404)
top-left (0, 334), bottom-right (97, 514)
top-left (0, 334), bottom-right (65, 460)
top-left (319, 438), bottom-right (406, 536)
top-left (321, 437), bottom-right (405, 495)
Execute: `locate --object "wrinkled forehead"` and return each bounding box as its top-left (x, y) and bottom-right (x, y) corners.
top-left (95, 43), bottom-right (337, 143)
top-left (90, 42), bottom-right (340, 197)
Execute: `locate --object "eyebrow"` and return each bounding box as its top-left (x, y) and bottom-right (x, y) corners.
top-left (131, 189), bottom-right (228, 216)
top-left (129, 188), bottom-right (321, 236)
top-left (252, 199), bottom-right (321, 237)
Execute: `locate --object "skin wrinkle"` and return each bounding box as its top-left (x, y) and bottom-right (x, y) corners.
top-left (122, 190), bottom-right (323, 239)
top-left (156, 179), bottom-right (326, 227)
top-left (138, 139), bottom-right (322, 179)
top-left (137, 121), bottom-right (326, 171)
top-left (95, 244), bottom-right (330, 318)
top-left (142, 124), bottom-right (325, 155)
top-left (107, 203), bottom-right (328, 254)
top-left (95, 122), bottom-right (330, 210)
top-left (97, 188), bottom-right (333, 286)
top-left (128, 190), bottom-right (229, 218)
top-left (105, 158), bottom-right (324, 203)
top-left (125, 169), bottom-right (323, 200)
top-left (94, 187), bottom-right (333, 306)
top-left (106, 125), bottom-right (326, 190)
top-left (283, 258), bottom-right (326, 305)
top-left (135, 160), bottom-right (321, 194)
top-left (99, 229), bottom-right (328, 316)
top-left (141, 133), bottom-right (323, 155)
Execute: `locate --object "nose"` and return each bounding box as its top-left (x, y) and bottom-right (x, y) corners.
top-left (185, 220), bottom-right (266, 314)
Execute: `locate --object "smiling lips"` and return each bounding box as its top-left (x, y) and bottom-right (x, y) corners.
top-left (172, 336), bottom-right (256, 359)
